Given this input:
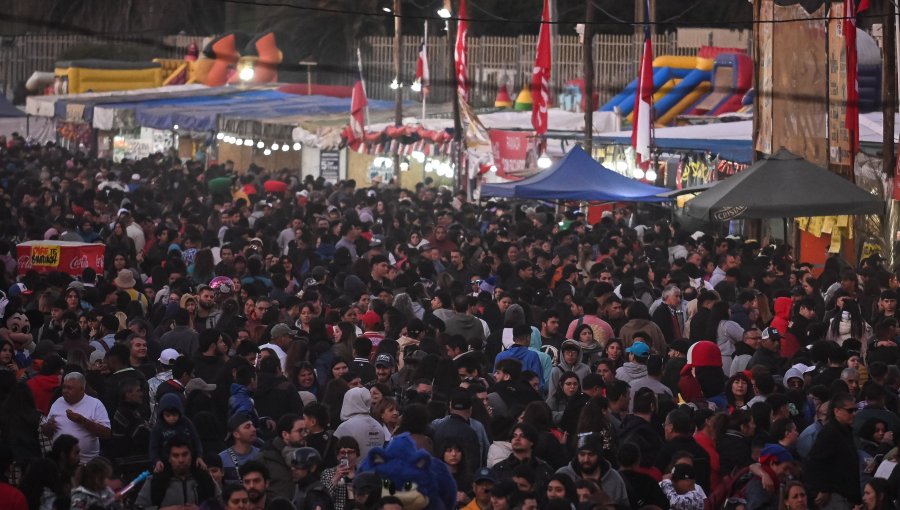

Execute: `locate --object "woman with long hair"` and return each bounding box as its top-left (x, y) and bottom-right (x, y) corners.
top-left (546, 371), bottom-right (583, 426)
top-left (290, 361), bottom-right (319, 399)
top-left (572, 396), bottom-right (618, 465)
top-left (105, 221), bottom-right (136, 267)
top-left (19, 457), bottom-right (62, 510)
top-left (0, 382), bottom-right (42, 472)
top-left (47, 435), bottom-right (80, 495)
top-left (861, 478), bottom-right (893, 510)
top-left (826, 299), bottom-right (873, 351)
top-left (296, 302), bottom-right (315, 333)
top-left (725, 372), bottom-right (752, 412)
top-left (441, 440), bottom-right (473, 507)
top-left (706, 301), bottom-right (744, 374)
top-left (189, 248), bottom-right (216, 286)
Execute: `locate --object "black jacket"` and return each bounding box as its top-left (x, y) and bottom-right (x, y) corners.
top-left (618, 414), bottom-right (663, 468)
top-left (717, 430), bottom-right (752, 475)
top-left (621, 469), bottom-right (670, 510)
top-left (654, 434), bottom-right (711, 491)
top-left (804, 420), bottom-right (861, 503)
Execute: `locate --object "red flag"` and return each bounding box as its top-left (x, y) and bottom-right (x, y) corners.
top-left (349, 49), bottom-right (368, 149)
top-left (531, 0), bottom-right (552, 134)
top-left (631, 4), bottom-right (654, 170)
top-left (455, 0), bottom-right (469, 103)
top-left (857, 0), bottom-right (870, 12)
top-left (415, 40), bottom-right (430, 97)
top-left (844, 0), bottom-right (859, 154)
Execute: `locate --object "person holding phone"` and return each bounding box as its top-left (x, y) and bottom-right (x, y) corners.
top-left (321, 436), bottom-right (360, 510)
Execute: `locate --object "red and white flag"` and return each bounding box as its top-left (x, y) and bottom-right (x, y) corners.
top-left (631, 2), bottom-right (654, 170)
top-left (415, 39), bottom-right (430, 97)
top-left (845, 0), bottom-right (865, 155)
top-left (455, 0), bottom-right (469, 103)
top-left (531, 0), bottom-right (551, 134)
top-left (350, 48), bottom-right (368, 146)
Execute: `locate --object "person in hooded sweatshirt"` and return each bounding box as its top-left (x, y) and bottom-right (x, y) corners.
top-left (615, 341), bottom-right (650, 383)
top-left (548, 340), bottom-right (591, 397)
top-left (333, 386), bottom-right (385, 460)
top-left (494, 325), bottom-right (544, 391)
top-left (771, 296), bottom-right (801, 359)
top-left (149, 392), bottom-right (204, 472)
top-left (444, 294), bottom-right (487, 343)
top-left (556, 433), bottom-right (629, 507)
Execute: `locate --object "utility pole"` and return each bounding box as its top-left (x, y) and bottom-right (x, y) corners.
top-left (583, 0), bottom-right (594, 153)
top-left (393, 0), bottom-right (403, 127)
top-left (883, 1), bottom-right (896, 180)
top-left (635, 0), bottom-right (656, 37)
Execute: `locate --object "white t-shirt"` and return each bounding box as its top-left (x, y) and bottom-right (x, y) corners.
top-left (48, 394), bottom-right (110, 464)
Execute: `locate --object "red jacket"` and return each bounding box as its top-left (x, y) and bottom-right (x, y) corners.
top-left (771, 297), bottom-right (800, 359)
top-left (26, 373), bottom-right (60, 416)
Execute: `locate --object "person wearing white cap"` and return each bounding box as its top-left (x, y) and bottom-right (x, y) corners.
top-left (148, 348), bottom-right (181, 415)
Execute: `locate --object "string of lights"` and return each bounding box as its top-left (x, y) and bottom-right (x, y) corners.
top-left (208, 0), bottom-right (886, 27)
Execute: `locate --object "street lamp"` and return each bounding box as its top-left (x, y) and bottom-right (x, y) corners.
top-left (537, 154), bottom-right (552, 169)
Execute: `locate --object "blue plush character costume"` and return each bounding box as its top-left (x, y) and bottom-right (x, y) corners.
top-left (358, 433), bottom-right (457, 510)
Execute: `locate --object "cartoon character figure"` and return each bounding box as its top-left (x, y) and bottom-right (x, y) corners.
top-left (1, 310), bottom-right (33, 350)
top-left (359, 433), bottom-right (456, 510)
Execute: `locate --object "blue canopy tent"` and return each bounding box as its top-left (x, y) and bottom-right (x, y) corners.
top-left (481, 145), bottom-right (669, 202)
top-left (131, 91), bottom-right (393, 132)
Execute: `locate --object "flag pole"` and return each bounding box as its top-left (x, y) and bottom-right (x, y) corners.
top-left (422, 20), bottom-right (428, 122)
top-left (357, 47), bottom-right (368, 127)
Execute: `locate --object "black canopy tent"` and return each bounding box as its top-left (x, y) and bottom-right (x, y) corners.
top-left (683, 149), bottom-right (884, 221)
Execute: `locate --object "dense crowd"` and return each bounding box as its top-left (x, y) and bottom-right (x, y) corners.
top-left (0, 132), bottom-right (898, 510)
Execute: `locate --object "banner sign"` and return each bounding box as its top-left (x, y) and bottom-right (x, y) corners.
top-left (17, 241), bottom-right (105, 276)
top-left (489, 130), bottom-right (531, 179)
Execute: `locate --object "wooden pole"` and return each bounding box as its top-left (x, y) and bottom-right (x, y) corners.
top-left (583, 0), bottom-right (594, 152)
top-left (393, 0), bottom-right (403, 127)
top-left (883, 0), bottom-right (896, 180)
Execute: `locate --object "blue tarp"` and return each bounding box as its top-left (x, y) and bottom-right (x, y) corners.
top-left (0, 95), bottom-right (24, 118)
top-left (481, 145), bottom-right (669, 202)
top-left (594, 134), bottom-right (752, 164)
top-left (53, 86), bottom-right (233, 121)
top-left (131, 90), bottom-right (394, 131)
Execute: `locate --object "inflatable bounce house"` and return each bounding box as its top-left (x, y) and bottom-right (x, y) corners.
top-left (600, 47), bottom-right (750, 126)
top-left (49, 30), bottom-right (284, 95)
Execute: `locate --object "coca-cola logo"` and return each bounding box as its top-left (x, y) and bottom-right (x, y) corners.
top-left (17, 255), bottom-right (32, 269)
top-left (69, 255), bottom-right (88, 270)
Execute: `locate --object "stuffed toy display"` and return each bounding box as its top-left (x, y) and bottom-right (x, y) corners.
top-left (359, 433), bottom-right (457, 510)
top-left (0, 310), bottom-right (35, 367)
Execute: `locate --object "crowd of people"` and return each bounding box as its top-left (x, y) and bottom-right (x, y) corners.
top-left (0, 133), bottom-right (899, 510)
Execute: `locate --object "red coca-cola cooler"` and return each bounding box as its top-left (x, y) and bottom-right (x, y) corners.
top-left (16, 241), bottom-right (105, 276)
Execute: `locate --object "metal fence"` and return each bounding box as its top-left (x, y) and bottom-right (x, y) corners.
top-left (358, 32), bottom-right (745, 108)
top-left (0, 34), bottom-right (201, 98)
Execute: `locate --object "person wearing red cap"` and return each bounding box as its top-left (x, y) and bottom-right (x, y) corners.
top-left (677, 341), bottom-right (726, 410)
top-left (359, 310), bottom-right (384, 349)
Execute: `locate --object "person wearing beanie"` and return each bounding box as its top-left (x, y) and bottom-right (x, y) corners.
top-left (555, 433), bottom-right (629, 507)
top-left (744, 444), bottom-right (796, 510)
top-left (493, 423), bottom-right (554, 494)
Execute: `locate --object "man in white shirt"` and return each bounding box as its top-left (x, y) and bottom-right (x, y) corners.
top-left (43, 372), bottom-right (110, 464)
top-left (258, 323), bottom-right (293, 373)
